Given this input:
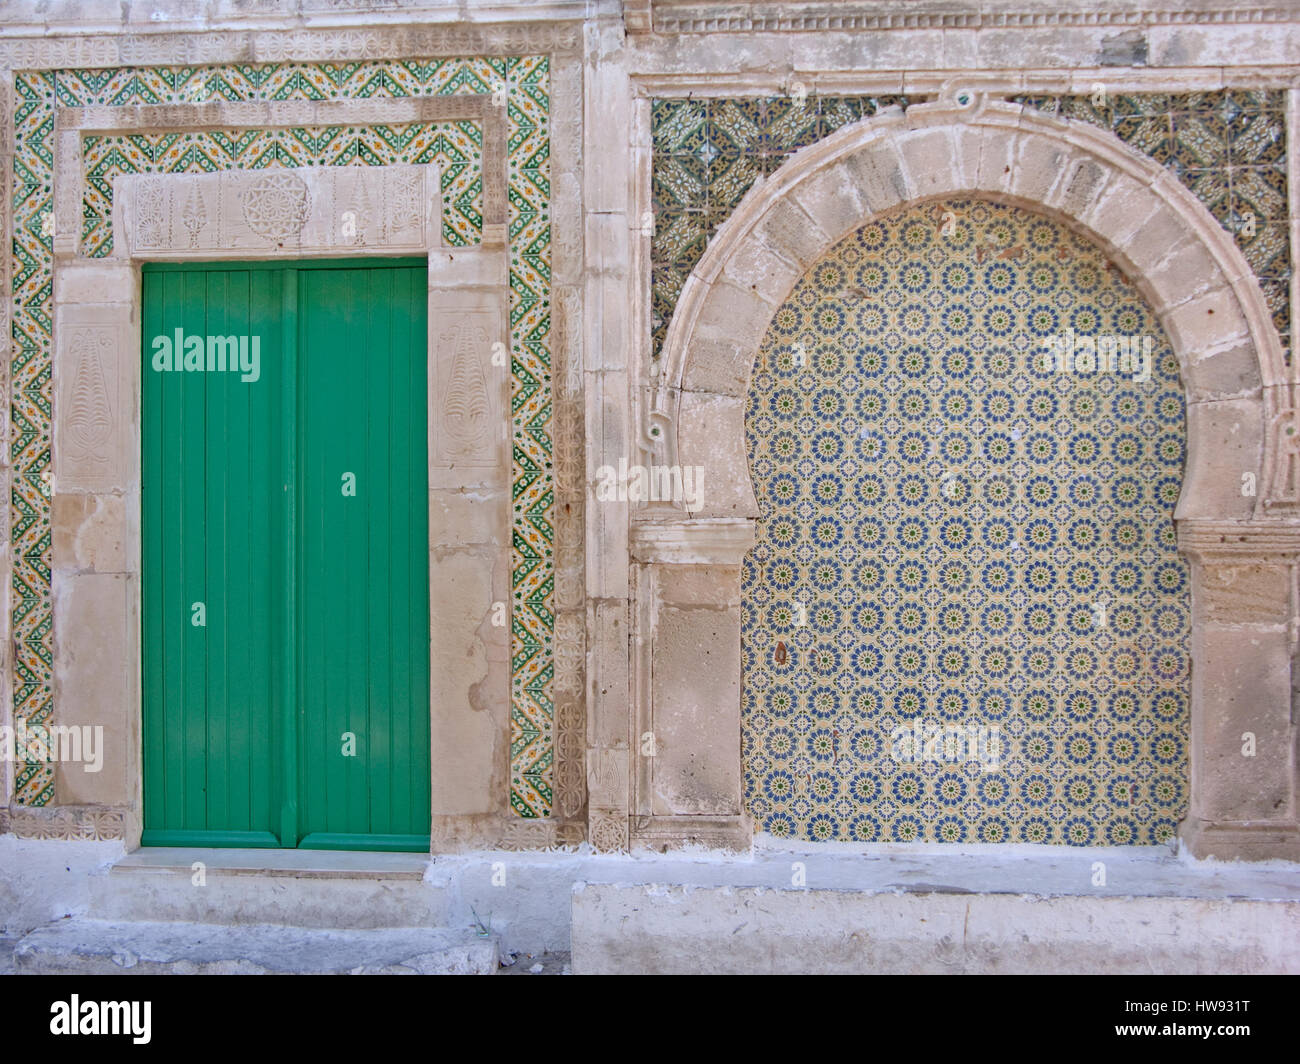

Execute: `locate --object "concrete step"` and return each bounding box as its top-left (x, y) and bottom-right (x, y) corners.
top-left (572, 883), bottom-right (1300, 974)
top-left (88, 848), bottom-right (448, 929)
top-left (15, 919), bottom-right (499, 975)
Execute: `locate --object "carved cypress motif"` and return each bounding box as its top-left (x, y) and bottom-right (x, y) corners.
top-left (390, 168), bottom-right (423, 235)
top-left (180, 180), bottom-right (207, 248)
top-left (65, 330), bottom-right (114, 465)
top-left (441, 321), bottom-right (492, 457)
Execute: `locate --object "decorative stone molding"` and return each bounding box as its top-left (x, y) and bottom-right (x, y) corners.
top-left (589, 809), bottom-right (631, 852)
top-left (0, 23), bottom-right (584, 72)
top-left (1262, 373), bottom-right (1300, 513)
top-left (624, 0), bottom-right (655, 33)
top-left (0, 804), bottom-right (135, 842)
top-left (631, 517), bottom-right (757, 564)
top-left (631, 814), bottom-right (751, 851)
top-left (1177, 522), bottom-right (1300, 860)
top-left (645, 96), bottom-right (1297, 859)
top-left (643, 1), bottom-right (1299, 34)
top-left (113, 165), bottom-right (439, 259)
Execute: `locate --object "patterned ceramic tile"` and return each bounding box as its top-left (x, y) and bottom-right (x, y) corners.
top-left (1013, 90), bottom-right (1290, 360)
top-left (651, 91), bottom-right (1291, 362)
top-left (650, 94), bottom-right (918, 356)
top-left (10, 57), bottom-right (554, 816)
top-left (741, 199), bottom-right (1190, 844)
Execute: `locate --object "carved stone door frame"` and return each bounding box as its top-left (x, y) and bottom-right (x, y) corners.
top-left (51, 148), bottom-right (513, 851)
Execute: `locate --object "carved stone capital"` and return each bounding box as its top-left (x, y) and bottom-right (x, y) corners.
top-left (631, 517), bottom-right (756, 566)
top-left (1178, 519), bottom-right (1300, 563)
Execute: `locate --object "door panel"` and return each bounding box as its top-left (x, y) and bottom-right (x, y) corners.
top-left (142, 267), bottom-right (285, 847)
top-left (298, 265), bottom-right (430, 849)
top-left (141, 259), bottom-right (429, 851)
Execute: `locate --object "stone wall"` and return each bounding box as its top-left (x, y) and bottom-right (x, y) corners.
top-left (0, 0), bottom-right (1297, 860)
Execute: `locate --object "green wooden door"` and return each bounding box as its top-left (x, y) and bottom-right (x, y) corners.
top-left (141, 259), bottom-right (430, 851)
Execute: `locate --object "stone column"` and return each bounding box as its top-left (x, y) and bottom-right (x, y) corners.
top-left (1180, 522), bottom-right (1300, 860)
top-left (629, 517), bottom-right (755, 851)
top-left (582, 16), bottom-right (637, 852)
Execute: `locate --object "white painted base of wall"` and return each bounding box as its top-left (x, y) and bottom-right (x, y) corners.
top-left (4, 839), bottom-right (1299, 972)
top-left (0, 836), bottom-right (124, 935)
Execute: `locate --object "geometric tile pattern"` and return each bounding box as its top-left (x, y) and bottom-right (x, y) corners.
top-left (741, 199), bottom-right (1190, 844)
top-left (652, 90), bottom-right (1290, 362)
top-left (1014, 89), bottom-right (1291, 361)
top-left (10, 58), bottom-right (554, 816)
top-left (649, 94), bottom-right (920, 357)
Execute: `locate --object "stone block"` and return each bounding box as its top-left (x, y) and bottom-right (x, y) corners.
top-left (1144, 235), bottom-right (1230, 312)
top-left (650, 604), bottom-right (743, 817)
top-left (755, 198), bottom-right (831, 271)
top-left (842, 145), bottom-right (911, 215)
top-left (657, 565), bottom-right (743, 608)
top-left (572, 885), bottom-right (1300, 974)
top-left (54, 262), bottom-right (136, 305)
top-left (428, 551), bottom-right (508, 818)
top-left (1081, 176), bottom-right (1163, 252)
top-left (429, 487), bottom-right (508, 551)
top-left (1051, 158), bottom-right (1110, 219)
top-left (678, 331), bottom-right (752, 398)
top-left (1007, 134), bottom-right (1071, 206)
top-left (52, 572), bottom-right (133, 807)
top-left (677, 391), bottom-right (758, 518)
top-left (1190, 624), bottom-right (1293, 823)
top-left (1127, 206), bottom-right (1206, 278)
top-left (1162, 288), bottom-right (1250, 359)
top-left (895, 127), bottom-right (959, 199)
top-left (588, 598), bottom-right (630, 750)
top-left (973, 127), bottom-right (1016, 195)
top-left (1184, 338), bottom-right (1261, 402)
top-left (1177, 399), bottom-right (1261, 520)
top-left (722, 231), bottom-right (803, 308)
top-left (789, 163), bottom-right (866, 252)
top-left (52, 493), bottom-right (129, 574)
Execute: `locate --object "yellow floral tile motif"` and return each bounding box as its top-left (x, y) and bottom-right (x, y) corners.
top-left (741, 199), bottom-right (1190, 845)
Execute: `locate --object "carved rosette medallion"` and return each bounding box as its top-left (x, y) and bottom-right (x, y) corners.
top-left (240, 171), bottom-right (312, 241)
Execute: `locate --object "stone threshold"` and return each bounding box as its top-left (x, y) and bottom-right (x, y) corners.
top-left (112, 847), bottom-right (430, 879)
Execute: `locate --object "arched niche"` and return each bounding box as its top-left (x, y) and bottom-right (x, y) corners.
top-left (629, 94), bottom-right (1300, 861)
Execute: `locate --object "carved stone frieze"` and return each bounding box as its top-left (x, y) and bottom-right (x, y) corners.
top-left (0, 23), bottom-right (583, 72)
top-left (115, 164), bottom-right (440, 259)
top-left (2, 804), bottom-right (131, 841)
top-left (589, 809), bottom-right (630, 852)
